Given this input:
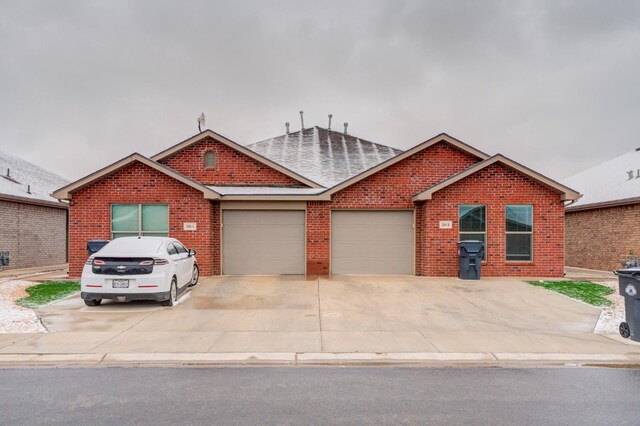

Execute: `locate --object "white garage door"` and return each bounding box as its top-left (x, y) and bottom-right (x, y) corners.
top-left (331, 210), bottom-right (414, 275)
top-left (222, 210), bottom-right (305, 275)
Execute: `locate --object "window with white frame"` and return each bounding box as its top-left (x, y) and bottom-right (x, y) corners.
top-left (505, 205), bottom-right (533, 261)
top-left (111, 204), bottom-right (169, 239)
top-left (459, 205), bottom-right (486, 260)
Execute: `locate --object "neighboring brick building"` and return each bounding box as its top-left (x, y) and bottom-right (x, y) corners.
top-left (565, 149), bottom-right (640, 271)
top-left (54, 127), bottom-right (579, 278)
top-left (0, 151), bottom-right (69, 270)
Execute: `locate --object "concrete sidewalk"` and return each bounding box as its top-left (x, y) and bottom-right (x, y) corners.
top-left (1, 275), bottom-right (639, 367)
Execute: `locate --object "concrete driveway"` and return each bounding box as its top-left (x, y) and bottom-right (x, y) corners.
top-left (0, 275), bottom-right (637, 356)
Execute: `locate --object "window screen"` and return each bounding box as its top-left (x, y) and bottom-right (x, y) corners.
top-left (111, 204), bottom-right (169, 239)
top-left (506, 205), bottom-right (533, 261)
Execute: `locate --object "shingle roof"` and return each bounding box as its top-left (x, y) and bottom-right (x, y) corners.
top-left (564, 149), bottom-right (640, 209)
top-left (246, 126), bottom-right (403, 188)
top-left (0, 150), bottom-right (69, 205)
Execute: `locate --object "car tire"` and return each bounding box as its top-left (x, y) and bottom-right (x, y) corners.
top-left (84, 299), bottom-right (102, 306)
top-left (189, 264), bottom-right (199, 287)
top-left (162, 277), bottom-right (177, 307)
top-left (620, 322), bottom-right (631, 338)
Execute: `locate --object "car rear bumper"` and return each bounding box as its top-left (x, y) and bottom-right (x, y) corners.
top-left (81, 291), bottom-right (169, 302)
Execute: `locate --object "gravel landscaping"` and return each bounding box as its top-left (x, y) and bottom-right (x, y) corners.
top-left (0, 280), bottom-right (47, 333)
top-left (594, 280), bottom-right (626, 335)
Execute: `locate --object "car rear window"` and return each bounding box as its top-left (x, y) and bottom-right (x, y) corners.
top-left (100, 238), bottom-right (164, 255)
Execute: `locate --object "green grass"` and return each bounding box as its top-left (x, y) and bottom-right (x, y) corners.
top-left (526, 280), bottom-right (613, 307)
top-left (16, 281), bottom-right (81, 308)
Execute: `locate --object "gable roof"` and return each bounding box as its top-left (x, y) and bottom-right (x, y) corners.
top-left (322, 132), bottom-right (490, 196)
top-left (150, 129), bottom-right (322, 188)
top-left (246, 126), bottom-right (403, 187)
top-left (564, 149), bottom-right (640, 211)
top-left (52, 153), bottom-right (221, 200)
top-left (0, 150), bottom-right (69, 208)
top-left (412, 154), bottom-right (581, 202)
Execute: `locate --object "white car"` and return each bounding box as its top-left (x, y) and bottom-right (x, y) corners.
top-left (81, 237), bottom-right (199, 307)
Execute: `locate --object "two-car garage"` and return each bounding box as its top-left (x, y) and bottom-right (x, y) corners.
top-left (221, 209), bottom-right (414, 275)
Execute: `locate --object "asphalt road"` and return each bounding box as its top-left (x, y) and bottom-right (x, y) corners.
top-left (1, 366), bottom-right (638, 425)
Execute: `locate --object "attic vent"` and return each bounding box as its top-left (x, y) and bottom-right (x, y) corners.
top-left (2, 168), bottom-right (19, 184)
top-left (204, 151), bottom-right (216, 168)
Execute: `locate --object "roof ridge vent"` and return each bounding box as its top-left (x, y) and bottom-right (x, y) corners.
top-left (343, 122), bottom-right (348, 134)
top-left (285, 122), bottom-right (290, 134)
top-left (299, 111), bottom-right (305, 130)
top-left (328, 114), bottom-right (333, 130)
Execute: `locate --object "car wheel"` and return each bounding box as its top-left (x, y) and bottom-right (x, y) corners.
top-left (84, 299), bottom-right (102, 306)
top-left (620, 322), bottom-right (631, 338)
top-left (162, 277), bottom-right (177, 307)
top-left (189, 264), bottom-right (199, 286)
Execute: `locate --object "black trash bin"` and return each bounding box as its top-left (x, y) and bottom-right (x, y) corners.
top-left (614, 267), bottom-right (640, 342)
top-left (457, 240), bottom-right (485, 280)
top-left (87, 240), bottom-right (110, 255)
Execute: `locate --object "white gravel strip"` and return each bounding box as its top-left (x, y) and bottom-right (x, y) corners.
top-left (0, 280), bottom-right (47, 333)
top-left (594, 280), bottom-right (625, 335)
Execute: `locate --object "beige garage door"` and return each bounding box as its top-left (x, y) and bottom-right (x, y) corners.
top-left (331, 210), bottom-right (414, 275)
top-left (222, 210), bottom-right (305, 275)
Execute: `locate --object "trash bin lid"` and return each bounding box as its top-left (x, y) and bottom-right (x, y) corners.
top-left (457, 240), bottom-right (485, 253)
top-left (615, 267), bottom-right (640, 276)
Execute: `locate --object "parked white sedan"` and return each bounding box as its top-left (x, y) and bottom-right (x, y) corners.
top-left (81, 237), bottom-right (199, 307)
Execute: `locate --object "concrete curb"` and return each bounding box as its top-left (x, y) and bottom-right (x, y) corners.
top-left (1, 352), bottom-right (640, 367)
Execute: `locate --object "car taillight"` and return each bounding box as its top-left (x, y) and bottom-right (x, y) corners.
top-left (85, 259), bottom-right (93, 265)
top-left (154, 258), bottom-right (169, 265)
top-left (93, 259), bottom-right (106, 265)
top-left (139, 260), bottom-right (154, 266)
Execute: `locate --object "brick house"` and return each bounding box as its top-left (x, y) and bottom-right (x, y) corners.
top-left (0, 151), bottom-right (69, 270)
top-left (53, 127), bottom-right (579, 278)
top-left (564, 148), bottom-right (640, 271)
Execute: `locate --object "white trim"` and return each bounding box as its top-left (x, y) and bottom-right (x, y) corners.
top-left (220, 201), bottom-right (307, 210)
top-left (505, 204), bottom-right (534, 262)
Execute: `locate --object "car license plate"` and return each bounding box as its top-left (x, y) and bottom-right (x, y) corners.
top-left (112, 279), bottom-right (129, 288)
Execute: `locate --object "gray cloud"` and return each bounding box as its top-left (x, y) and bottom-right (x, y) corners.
top-left (1, 0), bottom-right (639, 184)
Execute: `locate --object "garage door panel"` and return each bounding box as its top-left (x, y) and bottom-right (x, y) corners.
top-left (224, 225), bottom-right (302, 242)
top-left (223, 210), bottom-right (305, 275)
top-left (224, 211), bottom-right (304, 226)
top-left (332, 242), bottom-right (414, 258)
top-left (332, 226), bottom-right (413, 243)
top-left (331, 211), bottom-right (414, 275)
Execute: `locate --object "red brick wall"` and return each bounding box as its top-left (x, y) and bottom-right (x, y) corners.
top-left (68, 162), bottom-right (215, 277)
top-left (306, 142), bottom-right (480, 275)
top-left (158, 136), bottom-right (303, 186)
top-left (0, 200), bottom-right (67, 270)
top-left (566, 204), bottom-right (640, 271)
top-left (422, 163), bottom-right (565, 277)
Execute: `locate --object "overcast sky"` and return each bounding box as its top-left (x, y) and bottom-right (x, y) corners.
top-left (1, 0), bottom-right (639, 183)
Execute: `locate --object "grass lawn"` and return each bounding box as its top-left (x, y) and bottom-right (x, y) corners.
top-left (526, 280), bottom-right (613, 307)
top-left (16, 281), bottom-right (81, 308)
